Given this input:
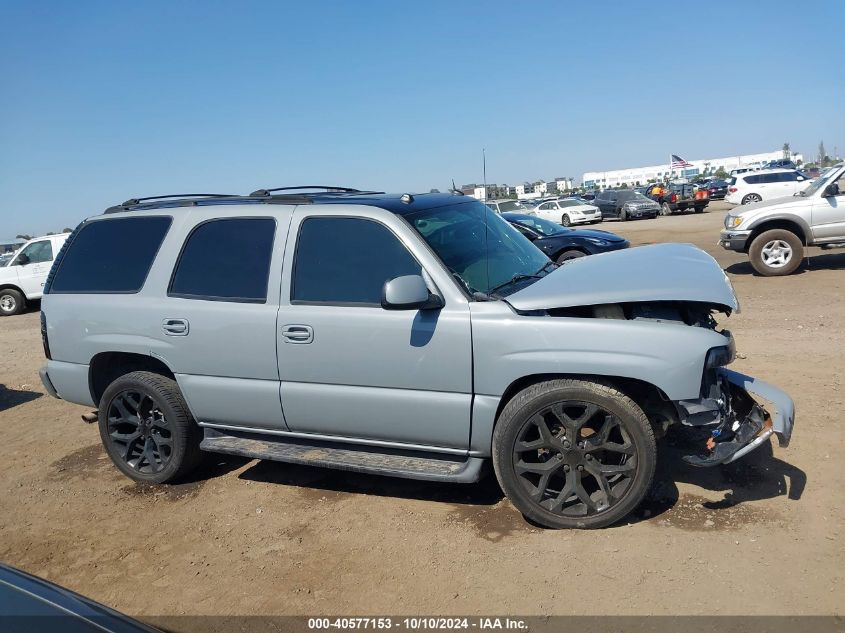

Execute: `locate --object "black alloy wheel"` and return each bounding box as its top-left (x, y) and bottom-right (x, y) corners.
top-left (98, 371), bottom-right (202, 483)
top-left (106, 390), bottom-right (173, 474)
top-left (493, 380), bottom-right (656, 529)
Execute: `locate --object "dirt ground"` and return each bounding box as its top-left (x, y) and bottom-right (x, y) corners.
top-left (1, 201), bottom-right (843, 620)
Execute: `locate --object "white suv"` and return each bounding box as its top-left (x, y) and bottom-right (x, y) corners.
top-left (533, 198), bottom-right (602, 226)
top-left (725, 169), bottom-right (811, 205)
top-left (0, 233), bottom-right (70, 315)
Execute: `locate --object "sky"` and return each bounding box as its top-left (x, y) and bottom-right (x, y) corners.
top-left (1, 0), bottom-right (844, 235)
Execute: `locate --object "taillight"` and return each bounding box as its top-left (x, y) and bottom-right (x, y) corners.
top-left (728, 186), bottom-right (738, 193)
top-left (40, 311), bottom-right (51, 360)
top-left (670, 193), bottom-right (677, 202)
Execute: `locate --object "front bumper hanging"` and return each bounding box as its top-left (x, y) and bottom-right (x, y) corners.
top-left (683, 368), bottom-right (794, 468)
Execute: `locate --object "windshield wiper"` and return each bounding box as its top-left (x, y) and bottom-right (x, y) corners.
top-left (487, 273), bottom-right (542, 297)
top-left (533, 260), bottom-right (557, 275)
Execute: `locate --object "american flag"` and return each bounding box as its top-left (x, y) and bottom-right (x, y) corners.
top-left (670, 154), bottom-right (692, 168)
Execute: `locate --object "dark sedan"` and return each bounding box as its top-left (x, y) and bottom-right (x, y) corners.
top-left (502, 212), bottom-right (629, 263)
top-left (703, 179), bottom-right (729, 200)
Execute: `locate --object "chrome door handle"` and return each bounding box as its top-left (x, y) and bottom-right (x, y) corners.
top-left (281, 324), bottom-right (313, 344)
top-left (162, 318), bottom-right (189, 336)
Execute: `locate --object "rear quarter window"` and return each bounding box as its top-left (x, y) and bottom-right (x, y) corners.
top-left (47, 216), bottom-right (172, 293)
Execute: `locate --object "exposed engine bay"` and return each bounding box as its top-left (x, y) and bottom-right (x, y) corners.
top-left (536, 300), bottom-right (787, 468)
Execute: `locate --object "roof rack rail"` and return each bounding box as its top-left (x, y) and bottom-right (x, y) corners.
top-left (104, 194), bottom-right (241, 214)
top-left (249, 186), bottom-right (368, 197)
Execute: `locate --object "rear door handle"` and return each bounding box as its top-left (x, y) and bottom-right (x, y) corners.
top-left (281, 324), bottom-right (313, 344)
top-left (162, 318), bottom-right (189, 336)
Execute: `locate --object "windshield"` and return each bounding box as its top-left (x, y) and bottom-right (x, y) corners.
top-left (509, 215), bottom-right (567, 237)
top-left (497, 200), bottom-right (531, 212)
top-left (558, 199), bottom-right (585, 208)
top-left (801, 165), bottom-right (841, 197)
top-left (406, 200), bottom-right (550, 296)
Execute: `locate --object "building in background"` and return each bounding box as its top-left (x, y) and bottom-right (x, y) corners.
top-left (582, 150), bottom-right (804, 190)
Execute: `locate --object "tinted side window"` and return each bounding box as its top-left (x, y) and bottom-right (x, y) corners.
top-left (49, 217), bottom-right (171, 293)
top-left (292, 217), bottom-right (421, 305)
top-left (778, 172), bottom-right (798, 182)
top-left (744, 175), bottom-right (761, 184)
top-left (18, 240), bottom-right (53, 264)
top-left (170, 218), bottom-right (275, 303)
top-left (760, 174), bottom-right (779, 184)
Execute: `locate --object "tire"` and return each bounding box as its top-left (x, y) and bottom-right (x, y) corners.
top-left (748, 229), bottom-right (804, 276)
top-left (741, 193), bottom-right (762, 205)
top-left (556, 249), bottom-right (586, 263)
top-left (660, 202), bottom-right (672, 216)
top-left (492, 379), bottom-right (656, 529)
top-left (0, 288), bottom-right (25, 316)
top-left (619, 208), bottom-right (627, 221)
top-left (694, 205), bottom-right (705, 214)
top-left (98, 371), bottom-right (203, 484)
top-left (561, 214), bottom-right (571, 227)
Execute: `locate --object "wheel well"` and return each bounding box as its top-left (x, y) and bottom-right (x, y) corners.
top-left (89, 352), bottom-right (175, 405)
top-left (555, 246), bottom-right (587, 258)
top-left (494, 373), bottom-right (674, 428)
top-left (748, 219), bottom-right (807, 247)
top-left (0, 284), bottom-right (25, 296)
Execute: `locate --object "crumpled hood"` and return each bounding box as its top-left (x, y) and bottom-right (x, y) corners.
top-left (506, 243), bottom-right (739, 313)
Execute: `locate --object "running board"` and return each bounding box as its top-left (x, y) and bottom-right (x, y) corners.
top-left (200, 428), bottom-right (485, 483)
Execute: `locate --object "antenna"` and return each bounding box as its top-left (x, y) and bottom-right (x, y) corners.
top-left (482, 148), bottom-right (487, 203)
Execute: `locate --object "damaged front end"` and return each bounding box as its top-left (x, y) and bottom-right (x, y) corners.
top-left (678, 366), bottom-right (795, 467)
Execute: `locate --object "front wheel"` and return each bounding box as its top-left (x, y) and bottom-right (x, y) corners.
top-left (561, 214), bottom-right (571, 227)
top-left (0, 288), bottom-right (25, 316)
top-left (98, 371), bottom-right (203, 484)
top-left (493, 379), bottom-right (656, 529)
top-left (748, 229), bottom-right (804, 276)
top-left (660, 202), bottom-right (672, 216)
top-left (619, 208), bottom-right (627, 221)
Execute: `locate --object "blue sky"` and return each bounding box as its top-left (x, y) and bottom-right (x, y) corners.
top-left (1, 0), bottom-right (843, 234)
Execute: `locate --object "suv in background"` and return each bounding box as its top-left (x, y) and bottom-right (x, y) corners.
top-left (594, 190), bottom-right (659, 220)
top-left (725, 169), bottom-right (811, 205)
top-left (40, 188), bottom-right (794, 529)
top-left (0, 233), bottom-right (69, 316)
top-left (720, 163), bottom-right (845, 275)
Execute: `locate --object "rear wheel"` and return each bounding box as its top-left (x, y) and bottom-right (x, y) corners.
top-left (493, 379), bottom-right (656, 529)
top-left (98, 371), bottom-right (203, 484)
top-left (556, 249), bottom-right (586, 263)
top-left (0, 288), bottom-right (25, 316)
top-left (694, 205), bottom-right (706, 213)
top-left (561, 214), bottom-right (572, 227)
top-left (748, 229), bottom-right (803, 276)
top-left (741, 193), bottom-right (762, 205)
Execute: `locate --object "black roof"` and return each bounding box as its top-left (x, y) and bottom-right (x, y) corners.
top-left (103, 189), bottom-right (474, 216)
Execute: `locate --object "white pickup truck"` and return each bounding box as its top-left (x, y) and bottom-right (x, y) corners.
top-left (0, 233), bottom-right (69, 315)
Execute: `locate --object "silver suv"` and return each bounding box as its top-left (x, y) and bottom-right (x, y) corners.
top-left (40, 187), bottom-right (795, 529)
top-left (720, 163), bottom-right (845, 275)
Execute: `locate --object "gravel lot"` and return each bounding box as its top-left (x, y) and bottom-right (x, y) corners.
top-left (0, 201), bottom-right (843, 621)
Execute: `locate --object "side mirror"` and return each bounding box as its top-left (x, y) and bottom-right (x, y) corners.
top-left (824, 184), bottom-right (840, 197)
top-left (381, 275), bottom-right (443, 311)
top-left (15, 253), bottom-right (30, 266)
top-left (796, 176), bottom-right (805, 181)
